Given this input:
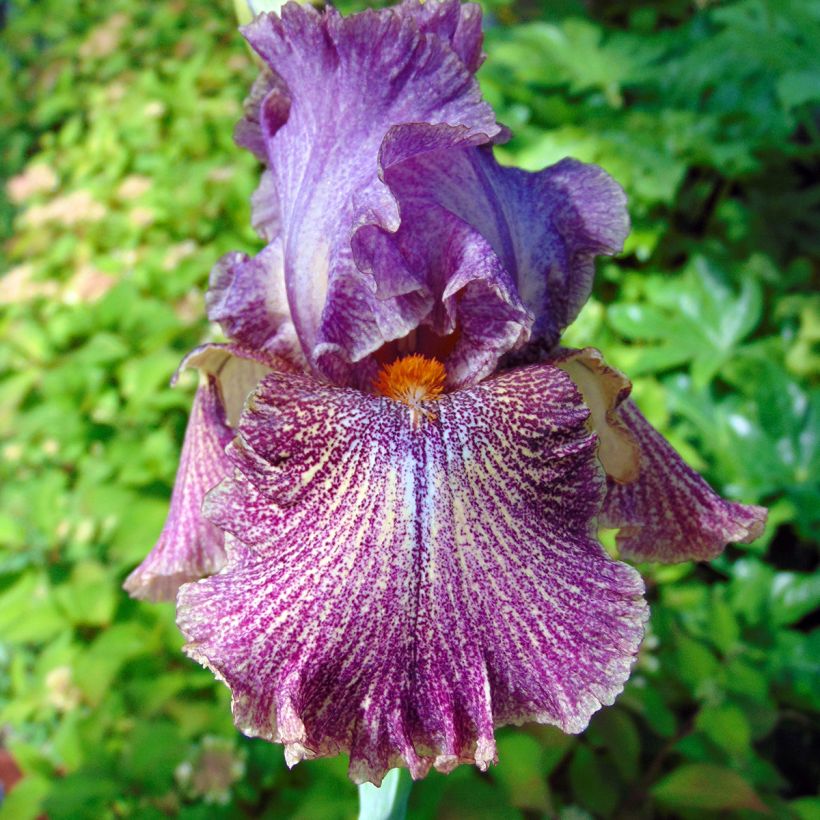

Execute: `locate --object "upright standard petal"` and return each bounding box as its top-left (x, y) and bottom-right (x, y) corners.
top-left (124, 345), bottom-right (288, 601)
top-left (398, 0), bottom-right (484, 72)
top-left (377, 145), bottom-right (630, 359)
top-left (600, 400), bottom-right (767, 562)
top-left (238, 2), bottom-right (500, 380)
top-left (177, 364), bottom-right (647, 783)
top-left (234, 0), bottom-right (485, 171)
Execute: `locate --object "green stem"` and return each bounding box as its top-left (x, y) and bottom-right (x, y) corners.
top-left (357, 768), bottom-right (413, 820)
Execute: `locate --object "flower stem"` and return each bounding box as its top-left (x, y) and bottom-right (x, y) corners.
top-left (357, 768), bottom-right (412, 820)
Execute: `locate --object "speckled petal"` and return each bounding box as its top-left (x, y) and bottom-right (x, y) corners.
top-left (177, 365), bottom-right (647, 783)
top-left (124, 345), bottom-right (288, 601)
top-left (123, 378), bottom-right (233, 602)
top-left (239, 2), bottom-right (500, 378)
top-left (601, 400), bottom-right (767, 562)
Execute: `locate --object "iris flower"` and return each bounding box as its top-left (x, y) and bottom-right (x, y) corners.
top-left (125, 0), bottom-right (766, 785)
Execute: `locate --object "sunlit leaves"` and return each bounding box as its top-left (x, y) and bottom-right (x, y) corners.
top-left (1, 0), bottom-right (818, 816)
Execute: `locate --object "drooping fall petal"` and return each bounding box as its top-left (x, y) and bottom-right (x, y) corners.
top-left (124, 378), bottom-right (233, 602)
top-left (124, 345), bottom-right (286, 601)
top-left (177, 364), bottom-right (647, 783)
top-left (600, 400), bottom-right (767, 562)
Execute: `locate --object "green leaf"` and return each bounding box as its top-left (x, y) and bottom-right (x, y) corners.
top-left (495, 734), bottom-right (552, 812)
top-left (695, 703), bottom-right (752, 760)
top-left (674, 633), bottom-right (720, 694)
top-left (53, 562), bottom-right (117, 627)
top-left (607, 258), bottom-right (762, 384)
top-left (771, 630), bottom-right (820, 709)
top-left (569, 745), bottom-right (620, 817)
top-left (791, 796), bottom-right (820, 820)
top-left (770, 572), bottom-right (820, 627)
top-left (588, 709), bottom-right (641, 782)
top-left (652, 764), bottom-right (767, 812)
top-left (0, 572), bottom-right (67, 645)
top-left (0, 775), bottom-right (50, 820)
top-left (120, 721), bottom-right (187, 794)
top-left (43, 773), bottom-right (120, 820)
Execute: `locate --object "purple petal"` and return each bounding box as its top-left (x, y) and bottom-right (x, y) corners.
top-left (206, 241), bottom-right (306, 368)
top-left (600, 400), bottom-right (767, 562)
top-left (237, 3), bottom-right (500, 377)
top-left (234, 69), bottom-right (284, 164)
top-left (397, 0), bottom-right (485, 72)
top-left (377, 147), bottom-right (629, 358)
top-left (123, 378), bottom-right (233, 602)
top-left (338, 148), bottom-right (628, 388)
top-left (124, 345), bottom-right (288, 601)
top-left (177, 365), bottom-right (647, 783)
top-left (349, 128), bottom-right (532, 389)
top-left (250, 169), bottom-right (280, 242)
top-left (235, 0), bottom-right (485, 170)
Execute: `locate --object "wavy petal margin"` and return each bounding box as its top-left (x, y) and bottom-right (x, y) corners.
top-left (124, 345), bottom-right (289, 601)
top-left (554, 347), bottom-right (639, 484)
top-left (177, 365), bottom-right (647, 783)
top-left (236, 2), bottom-right (500, 381)
top-left (600, 400), bottom-right (767, 562)
top-left (228, 3), bottom-right (626, 390)
top-left (123, 377), bottom-right (233, 602)
top-left (376, 147), bottom-right (629, 360)
top-left (207, 240), bottom-right (306, 368)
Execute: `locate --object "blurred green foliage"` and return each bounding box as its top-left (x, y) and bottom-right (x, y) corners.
top-left (0, 0), bottom-right (818, 817)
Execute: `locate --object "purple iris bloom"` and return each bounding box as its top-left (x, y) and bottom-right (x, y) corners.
top-left (125, 0), bottom-right (766, 785)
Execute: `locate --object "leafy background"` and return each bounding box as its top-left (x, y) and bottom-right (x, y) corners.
top-left (0, 0), bottom-right (818, 817)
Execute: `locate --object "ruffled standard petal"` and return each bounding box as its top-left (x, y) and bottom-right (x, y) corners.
top-left (124, 345), bottom-right (290, 601)
top-left (600, 400), bottom-right (767, 563)
top-left (177, 365), bottom-right (647, 783)
top-left (376, 146), bottom-right (629, 359)
top-left (234, 0), bottom-right (485, 171)
top-left (238, 3), bottom-right (500, 378)
top-left (352, 159), bottom-right (531, 389)
top-left (398, 0), bottom-right (484, 72)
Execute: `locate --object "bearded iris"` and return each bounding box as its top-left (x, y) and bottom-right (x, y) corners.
top-left (125, 0), bottom-right (766, 785)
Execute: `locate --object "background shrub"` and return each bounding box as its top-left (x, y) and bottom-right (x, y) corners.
top-left (1, 0), bottom-right (817, 817)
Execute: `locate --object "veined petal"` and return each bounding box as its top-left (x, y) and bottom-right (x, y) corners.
top-left (177, 365), bottom-right (647, 783)
top-left (237, 2), bottom-right (500, 378)
top-left (600, 400), bottom-right (767, 562)
top-left (351, 180), bottom-right (531, 389)
top-left (234, 0), bottom-right (485, 169)
top-left (398, 0), bottom-right (484, 72)
top-left (123, 378), bottom-right (233, 602)
top-left (124, 345), bottom-right (290, 601)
